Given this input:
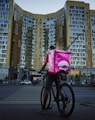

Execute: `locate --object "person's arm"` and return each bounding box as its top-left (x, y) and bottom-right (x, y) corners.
top-left (39, 54), bottom-right (48, 72)
top-left (40, 62), bottom-right (47, 72)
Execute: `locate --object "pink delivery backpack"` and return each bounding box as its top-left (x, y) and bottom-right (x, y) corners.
top-left (48, 50), bottom-right (71, 74)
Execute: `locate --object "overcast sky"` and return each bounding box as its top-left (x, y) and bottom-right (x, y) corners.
top-left (15, 0), bottom-right (95, 14)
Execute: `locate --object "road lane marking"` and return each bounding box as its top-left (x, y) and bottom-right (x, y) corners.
top-left (0, 100), bottom-right (40, 104)
top-left (80, 103), bottom-right (95, 107)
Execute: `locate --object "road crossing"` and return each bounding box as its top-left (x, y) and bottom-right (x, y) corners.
top-left (0, 86), bottom-right (95, 106)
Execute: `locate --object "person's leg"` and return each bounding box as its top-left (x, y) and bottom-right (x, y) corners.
top-left (54, 75), bottom-right (59, 99)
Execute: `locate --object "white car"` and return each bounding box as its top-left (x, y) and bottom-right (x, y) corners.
top-left (81, 80), bottom-right (87, 85)
top-left (3, 80), bottom-right (9, 84)
top-left (20, 80), bottom-right (32, 85)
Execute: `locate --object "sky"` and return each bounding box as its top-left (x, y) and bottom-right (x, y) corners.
top-left (15, 0), bottom-right (95, 14)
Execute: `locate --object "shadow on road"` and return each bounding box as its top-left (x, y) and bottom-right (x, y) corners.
top-left (0, 103), bottom-right (95, 120)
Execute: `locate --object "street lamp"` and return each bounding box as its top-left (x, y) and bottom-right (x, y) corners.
top-left (66, 33), bottom-right (80, 50)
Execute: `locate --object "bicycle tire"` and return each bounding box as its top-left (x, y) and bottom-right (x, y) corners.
top-left (57, 83), bottom-right (75, 118)
top-left (40, 86), bottom-right (52, 109)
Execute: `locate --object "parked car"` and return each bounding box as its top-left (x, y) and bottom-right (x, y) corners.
top-left (3, 80), bottom-right (9, 84)
top-left (20, 80), bottom-right (32, 85)
top-left (81, 80), bottom-right (87, 85)
top-left (32, 79), bottom-right (41, 85)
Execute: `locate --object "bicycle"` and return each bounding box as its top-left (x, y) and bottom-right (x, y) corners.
top-left (40, 70), bottom-right (75, 118)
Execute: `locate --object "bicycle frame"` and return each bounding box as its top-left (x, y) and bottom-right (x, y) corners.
top-left (42, 71), bottom-right (65, 106)
top-left (51, 79), bottom-right (61, 102)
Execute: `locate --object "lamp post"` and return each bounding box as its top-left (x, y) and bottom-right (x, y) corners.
top-left (66, 33), bottom-right (80, 50)
top-left (66, 33), bottom-right (81, 70)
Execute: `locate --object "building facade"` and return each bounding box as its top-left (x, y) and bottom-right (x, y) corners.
top-left (0, 0), bottom-right (14, 79)
top-left (90, 10), bottom-right (95, 68)
top-left (0, 0), bottom-right (95, 79)
top-left (64, 1), bottom-right (92, 68)
top-left (13, 6), bottom-right (65, 70)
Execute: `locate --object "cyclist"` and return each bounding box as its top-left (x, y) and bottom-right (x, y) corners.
top-left (39, 45), bottom-right (59, 111)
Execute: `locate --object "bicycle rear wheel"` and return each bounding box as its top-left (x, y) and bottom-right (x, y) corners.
top-left (40, 86), bottom-right (52, 109)
top-left (57, 83), bottom-right (75, 118)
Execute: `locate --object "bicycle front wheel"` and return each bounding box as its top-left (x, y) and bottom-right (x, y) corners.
top-left (58, 83), bottom-right (75, 118)
top-left (40, 86), bottom-right (51, 109)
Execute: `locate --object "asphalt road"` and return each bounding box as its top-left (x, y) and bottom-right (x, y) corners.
top-left (0, 85), bottom-right (95, 120)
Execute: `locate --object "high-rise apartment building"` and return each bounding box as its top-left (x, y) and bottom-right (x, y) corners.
top-left (0, 0), bottom-right (14, 78)
top-left (90, 10), bottom-right (95, 68)
top-left (64, 1), bottom-right (92, 68)
top-left (0, 0), bottom-right (13, 66)
top-left (13, 7), bottom-right (65, 70)
top-left (0, 0), bottom-right (95, 79)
